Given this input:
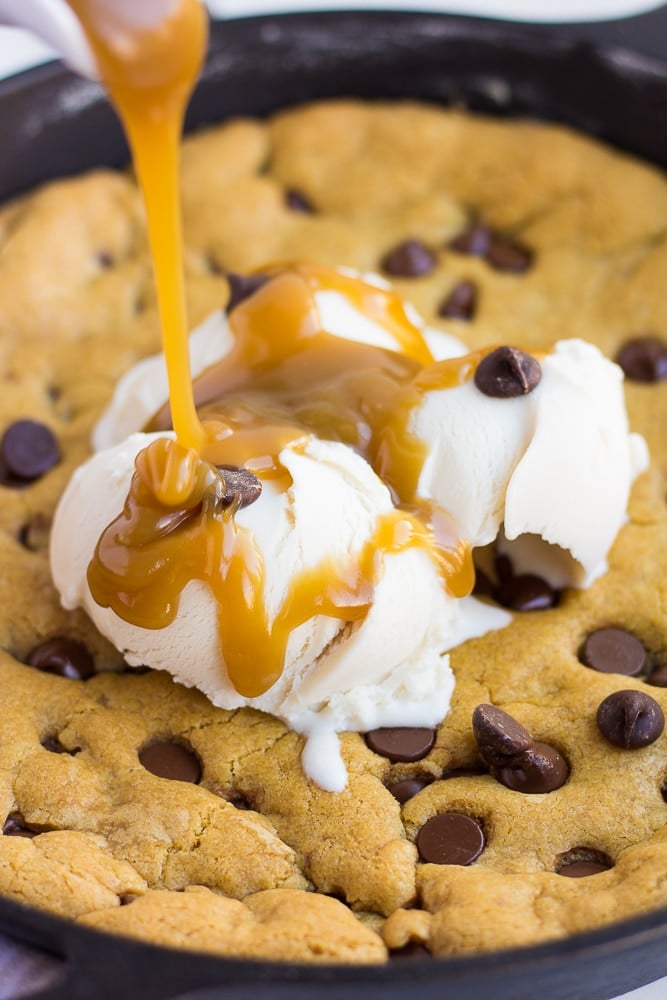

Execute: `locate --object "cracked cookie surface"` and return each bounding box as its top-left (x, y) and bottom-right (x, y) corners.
top-left (0, 101), bottom-right (666, 961)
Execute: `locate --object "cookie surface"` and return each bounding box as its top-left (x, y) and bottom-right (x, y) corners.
top-left (0, 100), bottom-right (666, 961)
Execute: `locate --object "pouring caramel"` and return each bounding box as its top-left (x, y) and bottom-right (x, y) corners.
top-left (70, 1), bottom-right (477, 698)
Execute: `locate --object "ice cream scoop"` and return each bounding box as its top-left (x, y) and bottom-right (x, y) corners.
top-left (52, 431), bottom-right (508, 791)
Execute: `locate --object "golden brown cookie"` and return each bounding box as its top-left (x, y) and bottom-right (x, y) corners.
top-left (0, 101), bottom-right (665, 961)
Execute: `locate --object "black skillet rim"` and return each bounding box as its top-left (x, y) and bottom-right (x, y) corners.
top-left (1, 9), bottom-right (667, 999)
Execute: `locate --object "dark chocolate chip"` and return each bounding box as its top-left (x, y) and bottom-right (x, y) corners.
top-left (495, 573), bottom-right (559, 612)
top-left (615, 336), bottom-right (667, 383)
top-left (139, 742), bottom-right (202, 783)
top-left (558, 860), bottom-right (611, 878)
top-left (579, 628), bottom-right (647, 677)
top-left (0, 420), bottom-right (60, 481)
top-left (41, 736), bottom-right (76, 755)
top-left (285, 189), bottom-right (315, 214)
top-left (487, 235), bottom-right (534, 274)
top-left (215, 465), bottom-right (263, 510)
top-left (556, 849), bottom-right (612, 878)
top-left (381, 239), bottom-right (437, 278)
top-left (226, 273), bottom-right (270, 313)
top-left (472, 567), bottom-right (495, 598)
top-left (416, 812), bottom-right (485, 865)
top-left (119, 893), bottom-right (139, 906)
top-left (27, 638), bottom-right (95, 680)
top-left (472, 704), bottom-right (533, 767)
top-left (97, 250), bottom-right (114, 268)
top-left (438, 280), bottom-right (478, 321)
top-left (388, 778), bottom-right (432, 803)
top-left (390, 942), bottom-right (431, 960)
top-left (474, 346), bottom-right (542, 399)
top-left (596, 690), bottom-right (664, 749)
top-left (365, 727), bottom-right (436, 763)
top-left (647, 666), bottom-right (667, 688)
top-left (3, 813), bottom-right (35, 838)
top-left (18, 514), bottom-right (51, 552)
top-left (448, 224), bottom-right (492, 258)
top-left (492, 742), bottom-right (569, 794)
top-left (494, 552), bottom-right (514, 583)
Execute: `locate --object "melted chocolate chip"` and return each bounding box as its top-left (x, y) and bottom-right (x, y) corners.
top-left (615, 336), bottom-right (667, 383)
top-left (579, 628), bottom-right (647, 677)
top-left (139, 741), bottom-right (202, 783)
top-left (438, 280), bottom-right (478, 321)
top-left (387, 778), bottom-right (432, 803)
top-left (556, 849), bottom-right (612, 878)
top-left (448, 224), bottom-right (492, 258)
top-left (472, 704), bottom-right (533, 767)
top-left (474, 347), bottom-right (542, 399)
top-left (487, 235), bottom-right (534, 274)
top-left (3, 813), bottom-right (35, 838)
top-left (492, 742), bottom-right (569, 794)
top-left (226, 273), bottom-right (270, 313)
top-left (381, 240), bottom-right (437, 278)
top-left (285, 189), bottom-right (315, 213)
top-left (365, 727), bottom-right (436, 763)
top-left (0, 420), bottom-right (60, 482)
top-left (390, 942), bottom-right (431, 960)
top-left (215, 465), bottom-right (262, 510)
top-left (596, 690), bottom-right (664, 749)
top-left (417, 812), bottom-right (485, 865)
top-left (27, 638), bottom-right (95, 680)
top-left (495, 573), bottom-right (559, 612)
top-left (472, 567), bottom-right (495, 598)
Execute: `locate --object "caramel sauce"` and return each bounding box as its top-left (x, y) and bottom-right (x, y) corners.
top-left (73, 3), bottom-right (477, 697)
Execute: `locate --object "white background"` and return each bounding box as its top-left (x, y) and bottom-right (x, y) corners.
top-left (0, 2), bottom-right (665, 998)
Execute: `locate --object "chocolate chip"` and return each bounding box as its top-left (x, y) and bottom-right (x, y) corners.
top-left (215, 465), bottom-right (262, 510)
top-left (97, 250), bottom-right (114, 268)
top-left (3, 813), bottom-right (35, 838)
top-left (647, 666), bottom-right (667, 688)
top-left (492, 742), bottom-right (569, 794)
top-left (365, 727), bottom-right (436, 763)
top-left (438, 280), bottom-right (478, 321)
top-left (381, 240), bottom-right (437, 278)
top-left (495, 573), bottom-right (559, 612)
top-left (18, 514), bottom-right (51, 552)
top-left (579, 628), bottom-right (647, 677)
top-left (472, 567), bottom-right (495, 598)
top-left (494, 552), bottom-right (514, 583)
top-left (119, 893), bottom-right (139, 906)
top-left (0, 420), bottom-right (60, 482)
top-left (615, 336), bottom-right (667, 383)
top-left (285, 189), bottom-right (315, 213)
top-left (390, 942), bottom-right (431, 960)
top-left (41, 736), bottom-right (77, 755)
top-left (472, 704), bottom-right (533, 767)
top-left (474, 347), bottom-right (542, 399)
top-left (417, 812), bottom-right (485, 865)
top-left (387, 778), bottom-right (432, 803)
top-left (596, 690), bottom-right (664, 749)
top-left (556, 849), bottom-right (612, 878)
top-left (226, 273), bottom-right (270, 313)
top-left (139, 741), bottom-right (202, 783)
top-left (27, 638), bottom-right (95, 680)
top-left (487, 235), bottom-right (534, 274)
top-left (449, 224), bottom-right (492, 258)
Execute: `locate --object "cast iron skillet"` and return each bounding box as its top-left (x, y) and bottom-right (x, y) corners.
top-left (1, 11), bottom-right (667, 1000)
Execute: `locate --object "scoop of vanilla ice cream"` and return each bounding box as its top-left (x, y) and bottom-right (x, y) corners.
top-left (52, 431), bottom-right (508, 791)
top-left (92, 271), bottom-right (465, 452)
top-left (411, 339), bottom-right (648, 588)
